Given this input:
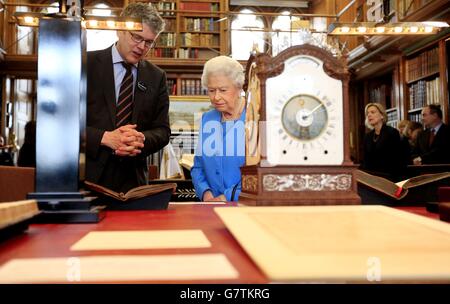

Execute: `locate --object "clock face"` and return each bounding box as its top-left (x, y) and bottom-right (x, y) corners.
top-left (281, 94), bottom-right (328, 141)
top-left (263, 55), bottom-right (344, 166)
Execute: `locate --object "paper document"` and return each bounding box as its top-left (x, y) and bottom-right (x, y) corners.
top-left (70, 230), bottom-right (211, 251)
top-left (215, 205), bottom-right (450, 282)
top-left (0, 253), bottom-right (238, 283)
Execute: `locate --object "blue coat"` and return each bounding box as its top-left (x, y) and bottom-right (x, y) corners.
top-left (191, 109), bottom-right (246, 201)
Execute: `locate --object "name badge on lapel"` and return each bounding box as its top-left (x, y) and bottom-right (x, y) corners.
top-left (137, 81), bottom-right (148, 92)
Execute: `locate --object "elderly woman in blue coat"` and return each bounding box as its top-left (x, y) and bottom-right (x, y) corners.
top-left (191, 56), bottom-right (245, 202)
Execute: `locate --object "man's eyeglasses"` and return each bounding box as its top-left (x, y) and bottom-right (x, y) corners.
top-left (128, 32), bottom-right (156, 48)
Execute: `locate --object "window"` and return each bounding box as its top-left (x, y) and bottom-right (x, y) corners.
top-left (271, 11), bottom-right (301, 56)
top-left (231, 9), bottom-right (265, 60)
top-left (85, 3), bottom-right (118, 51)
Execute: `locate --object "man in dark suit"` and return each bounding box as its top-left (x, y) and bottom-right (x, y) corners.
top-left (86, 3), bottom-right (170, 192)
top-left (412, 104), bottom-right (450, 165)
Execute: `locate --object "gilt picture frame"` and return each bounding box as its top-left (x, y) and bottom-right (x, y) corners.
top-left (169, 96), bottom-right (212, 132)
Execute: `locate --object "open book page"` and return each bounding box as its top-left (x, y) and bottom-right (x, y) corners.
top-left (397, 172), bottom-right (450, 189)
top-left (159, 143), bottom-right (184, 179)
top-left (356, 170), bottom-right (450, 200)
top-left (180, 154), bottom-right (194, 170)
top-left (84, 181), bottom-right (121, 199)
top-left (84, 181), bottom-right (176, 202)
top-left (395, 180), bottom-right (408, 188)
top-left (355, 170), bottom-right (405, 199)
top-left (124, 183), bottom-right (177, 200)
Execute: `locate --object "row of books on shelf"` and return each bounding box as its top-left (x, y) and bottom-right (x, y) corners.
top-left (386, 120), bottom-right (398, 128)
top-left (177, 48), bottom-right (216, 59)
top-left (151, 48), bottom-right (175, 58)
top-left (386, 109), bottom-right (398, 125)
top-left (368, 84), bottom-right (392, 105)
top-left (156, 1), bottom-right (176, 16)
top-left (158, 33), bottom-right (176, 47)
top-left (151, 48), bottom-right (216, 59)
top-left (166, 79), bottom-right (177, 95)
top-left (181, 18), bottom-right (219, 32)
top-left (180, 33), bottom-right (220, 47)
top-left (162, 18), bottom-right (176, 32)
top-left (406, 47), bottom-right (439, 82)
top-left (180, 79), bottom-right (208, 95)
top-left (408, 77), bottom-right (440, 110)
top-left (408, 112), bottom-right (422, 123)
top-left (179, 2), bottom-right (219, 11)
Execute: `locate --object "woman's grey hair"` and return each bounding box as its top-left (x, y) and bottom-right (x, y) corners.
top-left (364, 102), bottom-right (387, 129)
top-left (201, 56), bottom-right (245, 89)
top-left (121, 2), bottom-right (165, 34)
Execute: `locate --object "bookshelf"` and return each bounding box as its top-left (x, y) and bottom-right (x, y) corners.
top-left (166, 73), bottom-right (208, 96)
top-left (366, 71), bottom-right (399, 128)
top-left (148, 0), bottom-right (227, 61)
top-left (403, 40), bottom-right (448, 123)
top-left (148, 1), bottom-right (228, 97)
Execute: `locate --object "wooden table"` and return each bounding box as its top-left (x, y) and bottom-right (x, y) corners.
top-left (0, 203), bottom-right (443, 283)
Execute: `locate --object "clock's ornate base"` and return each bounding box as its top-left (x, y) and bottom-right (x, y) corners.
top-left (239, 165), bottom-right (361, 206)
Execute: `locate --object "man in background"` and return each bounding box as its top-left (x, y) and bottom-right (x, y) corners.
top-left (86, 2), bottom-right (170, 192)
top-left (412, 104), bottom-right (450, 164)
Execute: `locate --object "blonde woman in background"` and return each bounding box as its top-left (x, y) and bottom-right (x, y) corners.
top-left (361, 103), bottom-right (408, 181)
top-left (397, 119), bottom-right (410, 138)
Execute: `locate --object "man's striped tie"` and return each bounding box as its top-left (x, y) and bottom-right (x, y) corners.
top-left (116, 62), bottom-right (134, 127)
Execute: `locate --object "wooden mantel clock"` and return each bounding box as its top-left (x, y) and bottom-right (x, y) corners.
top-left (240, 44), bottom-right (361, 206)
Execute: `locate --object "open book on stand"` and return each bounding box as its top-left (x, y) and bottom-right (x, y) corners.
top-left (84, 181), bottom-right (177, 210)
top-left (356, 170), bottom-right (450, 200)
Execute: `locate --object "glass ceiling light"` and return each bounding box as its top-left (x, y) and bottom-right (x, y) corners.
top-left (14, 12), bottom-right (42, 27)
top-left (328, 22), bottom-right (449, 35)
top-left (14, 12), bottom-right (142, 31)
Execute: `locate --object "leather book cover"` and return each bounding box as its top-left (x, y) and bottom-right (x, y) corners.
top-left (84, 181), bottom-right (176, 202)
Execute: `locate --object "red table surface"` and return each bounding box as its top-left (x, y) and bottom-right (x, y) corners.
top-left (0, 203), bottom-right (444, 283)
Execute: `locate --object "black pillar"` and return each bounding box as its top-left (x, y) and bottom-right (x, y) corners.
top-left (28, 17), bottom-right (103, 223)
